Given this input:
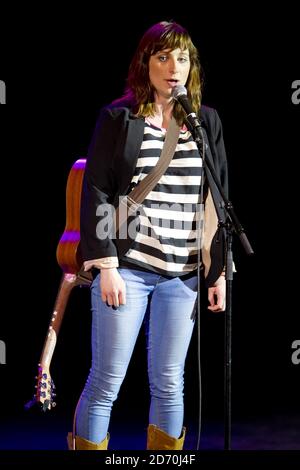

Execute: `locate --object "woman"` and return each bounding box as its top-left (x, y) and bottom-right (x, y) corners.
top-left (68, 20), bottom-right (228, 450)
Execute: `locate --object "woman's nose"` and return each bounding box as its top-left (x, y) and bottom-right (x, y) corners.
top-left (168, 58), bottom-right (178, 73)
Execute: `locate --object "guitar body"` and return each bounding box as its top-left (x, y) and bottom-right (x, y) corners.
top-left (27, 158), bottom-right (92, 411)
top-left (56, 158), bottom-right (86, 274)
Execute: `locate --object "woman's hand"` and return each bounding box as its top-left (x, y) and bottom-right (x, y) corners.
top-left (207, 275), bottom-right (226, 313)
top-left (100, 268), bottom-right (126, 308)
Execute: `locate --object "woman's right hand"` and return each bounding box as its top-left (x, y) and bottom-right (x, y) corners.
top-left (100, 268), bottom-right (126, 308)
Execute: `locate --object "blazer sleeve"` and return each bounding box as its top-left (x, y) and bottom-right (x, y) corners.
top-left (201, 107), bottom-right (230, 286)
top-left (80, 107), bottom-right (121, 261)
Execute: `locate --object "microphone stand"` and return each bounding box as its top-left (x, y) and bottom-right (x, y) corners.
top-left (188, 116), bottom-right (254, 450)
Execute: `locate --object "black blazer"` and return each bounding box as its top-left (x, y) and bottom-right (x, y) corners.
top-left (80, 98), bottom-right (228, 286)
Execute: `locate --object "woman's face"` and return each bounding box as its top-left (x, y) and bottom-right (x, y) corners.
top-left (149, 48), bottom-right (190, 102)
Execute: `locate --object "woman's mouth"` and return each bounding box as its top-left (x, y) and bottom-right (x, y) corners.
top-left (166, 80), bottom-right (179, 88)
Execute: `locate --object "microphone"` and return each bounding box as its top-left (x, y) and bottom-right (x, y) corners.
top-left (172, 85), bottom-right (202, 134)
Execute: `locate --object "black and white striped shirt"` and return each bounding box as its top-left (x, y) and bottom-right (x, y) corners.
top-left (121, 120), bottom-right (202, 276)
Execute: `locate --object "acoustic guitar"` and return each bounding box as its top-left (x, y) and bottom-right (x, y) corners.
top-left (26, 158), bottom-right (92, 411)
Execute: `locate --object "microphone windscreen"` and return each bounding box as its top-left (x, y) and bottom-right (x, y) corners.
top-left (172, 85), bottom-right (187, 100)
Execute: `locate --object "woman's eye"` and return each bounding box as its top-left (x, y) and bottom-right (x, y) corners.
top-left (157, 54), bottom-right (189, 63)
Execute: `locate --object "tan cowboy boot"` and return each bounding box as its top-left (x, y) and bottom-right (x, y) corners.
top-left (67, 432), bottom-right (109, 450)
top-left (147, 424), bottom-right (186, 450)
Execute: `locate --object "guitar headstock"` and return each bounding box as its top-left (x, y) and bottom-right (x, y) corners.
top-left (34, 364), bottom-right (56, 411)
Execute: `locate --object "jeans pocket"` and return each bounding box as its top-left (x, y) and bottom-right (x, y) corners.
top-left (176, 276), bottom-right (198, 297)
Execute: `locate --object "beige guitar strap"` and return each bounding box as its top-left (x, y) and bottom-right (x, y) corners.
top-left (115, 116), bottom-right (181, 231)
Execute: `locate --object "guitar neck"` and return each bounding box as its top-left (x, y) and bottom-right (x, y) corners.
top-left (39, 273), bottom-right (80, 369)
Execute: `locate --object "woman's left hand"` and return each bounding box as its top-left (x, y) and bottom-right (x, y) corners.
top-left (207, 275), bottom-right (226, 313)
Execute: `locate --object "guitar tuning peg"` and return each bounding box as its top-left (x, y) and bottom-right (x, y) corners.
top-left (42, 400), bottom-right (50, 412)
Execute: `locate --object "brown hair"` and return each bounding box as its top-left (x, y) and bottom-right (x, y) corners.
top-left (123, 21), bottom-right (202, 124)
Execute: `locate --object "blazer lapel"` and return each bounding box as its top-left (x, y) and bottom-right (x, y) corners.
top-left (201, 127), bottom-right (226, 223)
top-left (119, 116), bottom-right (145, 194)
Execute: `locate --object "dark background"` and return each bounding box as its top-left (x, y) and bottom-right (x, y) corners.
top-left (0, 6), bottom-right (299, 451)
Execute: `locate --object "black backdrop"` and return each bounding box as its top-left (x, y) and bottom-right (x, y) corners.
top-left (0, 6), bottom-right (299, 452)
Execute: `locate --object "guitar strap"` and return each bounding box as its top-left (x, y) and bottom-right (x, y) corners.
top-left (115, 116), bottom-right (181, 232)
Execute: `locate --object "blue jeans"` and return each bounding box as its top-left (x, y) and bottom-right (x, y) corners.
top-left (76, 267), bottom-right (197, 442)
